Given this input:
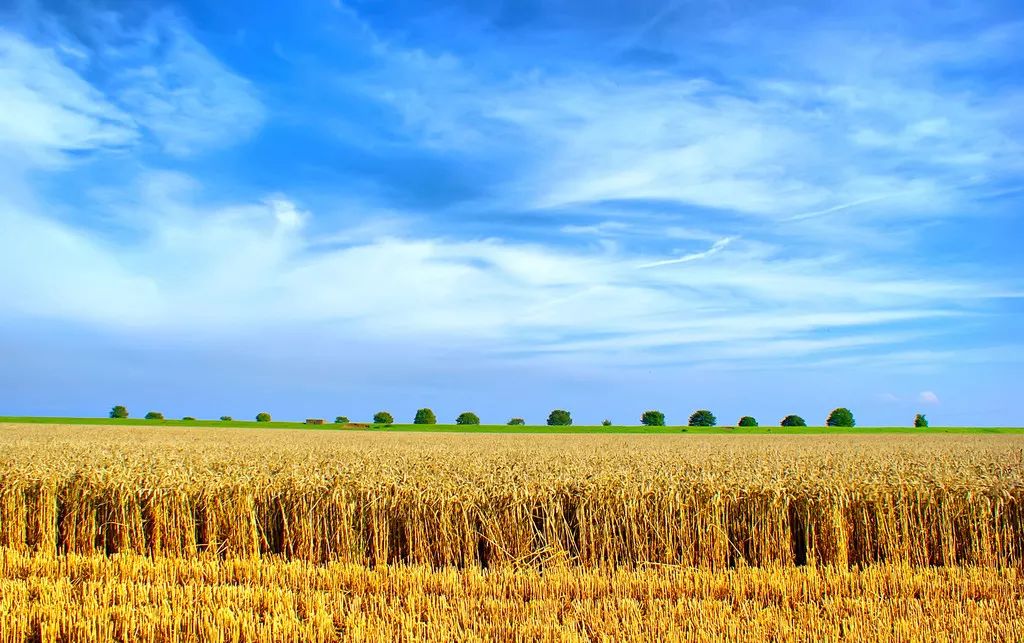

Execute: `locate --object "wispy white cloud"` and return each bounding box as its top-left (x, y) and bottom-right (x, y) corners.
top-left (0, 197), bottom-right (160, 326)
top-left (104, 11), bottom-right (265, 155)
top-left (267, 196), bottom-right (307, 229)
top-left (637, 236), bottom-right (735, 268)
top-left (805, 346), bottom-right (1024, 371)
top-left (2, 168), bottom-right (1009, 370)
top-left (0, 29), bottom-right (137, 163)
top-left (919, 390), bottom-right (940, 404)
top-left (494, 78), bottom-right (831, 216)
top-left (1, 10), bottom-right (264, 160)
top-left (785, 195), bottom-right (893, 222)
top-left (560, 221), bottom-right (631, 236)
top-left (330, 7), bottom-right (1023, 235)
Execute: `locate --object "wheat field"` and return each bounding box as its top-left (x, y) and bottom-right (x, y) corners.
top-left (1, 424), bottom-right (1023, 641)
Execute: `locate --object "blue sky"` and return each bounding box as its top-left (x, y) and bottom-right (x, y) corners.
top-left (1, 0), bottom-right (1022, 426)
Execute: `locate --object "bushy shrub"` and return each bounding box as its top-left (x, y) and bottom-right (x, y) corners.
top-left (373, 411), bottom-right (394, 425)
top-left (335, 416), bottom-right (350, 424)
top-left (220, 416), bottom-right (233, 421)
top-left (826, 407), bottom-right (855, 427)
top-left (738, 416), bottom-right (758, 427)
top-left (688, 409), bottom-right (716, 427)
top-left (602, 419), bottom-right (612, 426)
top-left (456, 411), bottom-right (480, 425)
top-left (144, 411), bottom-right (164, 420)
top-left (182, 416), bottom-right (196, 421)
top-left (256, 412), bottom-right (271, 422)
top-left (641, 410), bottom-right (665, 426)
top-left (914, 413), bottom-right (928, 428)
top-left (413, 408), bottom-right (437, 424)
top-left (547, 409), bottom-right (572, 426)
top-left (109, 405), bottom-right (129, 419)
top-left (781, 415), bottom-right (806, 427)
top-left (507, 417), bottom-right (525, 426)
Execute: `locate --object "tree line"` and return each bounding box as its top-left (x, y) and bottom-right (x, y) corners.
top-left (109, 405), bottom-right (931, 428)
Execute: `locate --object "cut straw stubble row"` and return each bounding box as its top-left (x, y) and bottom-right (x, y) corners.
top-left (1, 549), bottom-right (1022, 643)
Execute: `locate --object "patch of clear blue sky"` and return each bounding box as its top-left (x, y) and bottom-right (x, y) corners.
top-left (0, 0), bottom-right (1021, 425)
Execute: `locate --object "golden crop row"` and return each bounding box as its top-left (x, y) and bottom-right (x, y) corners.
top-left (1, 547), bottom-right (1022, 642)
top-left (2, 425), bottom-right (1023, 568)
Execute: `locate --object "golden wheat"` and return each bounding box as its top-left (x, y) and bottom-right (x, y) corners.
top-left (1, 424), bottom-right (1022, 568)
top-left (1, 548), bottom-right (1022, 642)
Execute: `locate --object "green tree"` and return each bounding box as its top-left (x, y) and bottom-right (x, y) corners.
top-left (456, 411), bottom-right (480, 425)
top-left (182, 416), bottom-right (196, 421)
top-left (738, 416), bottom-right (758, 427)
top-left (507, 417), bottom-right (526, 426)
top-left (256, 412), bottom-right (272, 422)
top-left (826, 407), bottom-right (855, 428)
top-left (413, 408), bottom-right (437, 424)
top-left (220, 416), bottom-right (233, 421)
top-left (640, 410), bottom-right (665, 426)
top-left (109, 405), bottom-right (129, 419)
top-left (335, 416), bottom-right (350, 424)
top-left (688, 409), bottom-right (716, 427)
top-left (914, 413), bottom-right (928, 428)
top-left (144, 411), bottom-right (164, 420)
top-left (547, 409), bottom-right (572, 426)
top-left (601, 419), bottom-right (612, 426)
top-left (373, 411), bottom-right (394, 425)
top-left (781, 415), bottom-right (806, 427)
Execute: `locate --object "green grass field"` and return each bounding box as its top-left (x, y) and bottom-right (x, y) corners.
top-left (1, 416), bottom-right (1022, 434)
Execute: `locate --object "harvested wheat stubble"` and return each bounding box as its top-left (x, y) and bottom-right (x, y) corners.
top-left (0, 549), bottom-right (1022, 643)
top-left (1, 424), bottom-right (1023, 568)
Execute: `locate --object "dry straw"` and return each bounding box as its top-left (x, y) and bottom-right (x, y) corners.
top-left (0, 548), bottom-right (1022, 642)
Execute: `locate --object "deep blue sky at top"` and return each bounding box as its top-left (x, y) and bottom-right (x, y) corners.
top-left (0, 0), bottom-right (1022, 425)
